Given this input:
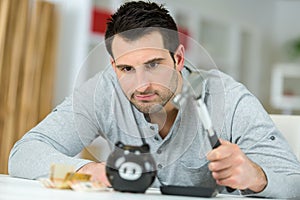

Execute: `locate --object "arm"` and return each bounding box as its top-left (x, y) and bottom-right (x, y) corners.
top-left (9, 73), bottom-right (105, 179)
top-left (207, 86), bottom-right (300, 198)
top-left (8, 96), bottom-right (98, 179)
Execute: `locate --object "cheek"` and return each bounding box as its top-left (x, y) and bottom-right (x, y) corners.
top-left (118, 74), bottom-right (137, 97)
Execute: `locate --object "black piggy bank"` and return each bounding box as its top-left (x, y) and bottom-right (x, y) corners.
top-left (106, 141), bottom-right (157, 193)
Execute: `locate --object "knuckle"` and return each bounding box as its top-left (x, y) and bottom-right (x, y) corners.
top-left (215, 151), bottom-right (222, 159)
top-left (233, 167), bottom-right (243, 177)
top-left (235, 155), bottom-right (244, 165)
top-left (209, 162), bottom-right (217, 171)
top-left (229, 178), bottom-right (239, 187)
top-left (212, 172), bottom-right (218, 179)
top-left (208, 163), bottom-right (213, 171)
top-left (232, 144), bottom-right (240, 152)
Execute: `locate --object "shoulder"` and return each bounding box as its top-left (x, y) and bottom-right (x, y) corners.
top-left (204, 70), bottom-right (268, 137)
top-left (73, 66), bottom-right (122, 124)
top-left (206, 70), bottom-right (246, 94)
top-left (205, 69), bottom-right (255, 105)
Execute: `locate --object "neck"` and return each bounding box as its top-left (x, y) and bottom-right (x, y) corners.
top-left (146, 104), bottom-right (178, 139)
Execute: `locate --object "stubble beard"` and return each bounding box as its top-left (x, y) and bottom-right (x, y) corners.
top-left (130, 71), bottom-right (178, 114)
top-left (130, 88), bottom-right (174, 114)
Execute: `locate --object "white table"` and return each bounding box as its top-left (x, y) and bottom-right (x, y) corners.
top-left (0, 174), bottom-right (267, 200)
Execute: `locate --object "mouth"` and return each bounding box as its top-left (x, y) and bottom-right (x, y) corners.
top-left (134, 93), bottom-right (157, 101)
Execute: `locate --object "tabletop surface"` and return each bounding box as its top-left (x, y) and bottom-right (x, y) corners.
top-left (0, 174), bottom-right (271, 200)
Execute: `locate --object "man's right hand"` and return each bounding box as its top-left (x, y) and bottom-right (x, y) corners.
top-left (77, 162), bottom-right (111, 187)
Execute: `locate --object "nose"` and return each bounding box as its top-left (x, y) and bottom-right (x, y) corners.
top-left (135, 69), bottom-right (151, 93)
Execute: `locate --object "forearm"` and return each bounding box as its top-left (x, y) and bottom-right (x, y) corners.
top-left (8, 140), bottom-right (92, 179)
top-left (241, 168), bottom-right (300, 198)
top-left (247, 161), bottom-right (267, 193)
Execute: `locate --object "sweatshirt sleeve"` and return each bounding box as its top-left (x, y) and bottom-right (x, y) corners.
top-left (8, 73), bottom-right (106, 179)
top-left (227, 85), bottom-right (300, 199)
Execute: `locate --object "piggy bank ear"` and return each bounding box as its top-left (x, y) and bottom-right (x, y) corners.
top-left (114, 156), bottom-right (126, 168)
top-left (116, 141), bottom-right (125, 148)
top-left (144, 161), bottom-right (154, 171)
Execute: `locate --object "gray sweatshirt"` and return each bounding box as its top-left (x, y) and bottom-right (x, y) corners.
top-left (9, 66), bottom-right (300, 198)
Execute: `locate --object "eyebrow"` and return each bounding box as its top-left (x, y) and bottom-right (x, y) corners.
top-left (144, 57), bottom-right (165, 65)
top-left (116, 57), bottom-right (166, 70)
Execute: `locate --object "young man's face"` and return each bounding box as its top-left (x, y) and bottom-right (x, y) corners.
top-left (111, 31), bottom-right (184, 114)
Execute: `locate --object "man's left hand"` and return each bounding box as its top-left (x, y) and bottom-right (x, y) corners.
top-left (206, 139), bottom-right (267, 193)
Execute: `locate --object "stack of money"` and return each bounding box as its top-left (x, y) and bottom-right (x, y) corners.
top-left (39, 164), bottom-right (108, 192)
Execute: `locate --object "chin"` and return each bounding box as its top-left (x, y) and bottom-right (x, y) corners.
top-left (135, 103), bottom-right (164, 114)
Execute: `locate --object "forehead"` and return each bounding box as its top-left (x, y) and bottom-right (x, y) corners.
top-left (111, 31), bottom-right (166, 61)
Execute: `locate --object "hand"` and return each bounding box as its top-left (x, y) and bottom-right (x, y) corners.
top-left (206, 139), bottom-right (267, 193)
top-left (77, 162), bottom-right (111, 187)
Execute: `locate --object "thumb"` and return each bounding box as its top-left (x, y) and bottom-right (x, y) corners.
top-left (219, 138), bottom-right (231, 145)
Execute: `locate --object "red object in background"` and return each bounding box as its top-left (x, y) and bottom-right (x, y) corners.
top-left (91, 7), bottom-right (111, 34)
top-left (178, 27), bottom-right (189, 50)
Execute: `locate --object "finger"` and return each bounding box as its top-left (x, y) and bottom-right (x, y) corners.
top-left (102, 177), bottom-right (112, 187)
top-left (206, 144), bottom-right (233, 161)
top-left (219, 138), bottom-right (231, 145)
top-left (216, 176), bottom-right (239, 189)
top-left (208, 155), bottom-right (233, 171)
top-left (90, 172), bottom-right (111, 187)
top-left (206, 148), bottom-right (221, 160)
top-left (211, 167), bottom-right (232, 180)
top-left (99, 163), bottom-right (111, 187)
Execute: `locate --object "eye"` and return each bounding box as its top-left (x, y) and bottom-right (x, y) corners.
top-left (146, 62), bottom-right (159, 69)
top-left (120, 66), bottom-right (134, 72)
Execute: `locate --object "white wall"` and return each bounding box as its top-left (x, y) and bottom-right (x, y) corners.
top-left (273, 0), bottom-right (300, 62)
top-left (270, 1), bottom-right (300, 113)
top-left (159, 0), bottom-right (275, 30)
top-left (50, 0), bottom-right (92, 105)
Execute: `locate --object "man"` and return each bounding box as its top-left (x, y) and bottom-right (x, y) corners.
top-left (9, 1), bottom-right (300, 198)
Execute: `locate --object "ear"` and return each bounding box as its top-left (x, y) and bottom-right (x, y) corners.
top-left (174, 44), bottom-right (185, 71)
top-left (110, 57), bottom-right (116, 72)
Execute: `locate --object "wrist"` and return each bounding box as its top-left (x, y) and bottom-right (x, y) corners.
top-left (248, 163), bottom-right (267, 193)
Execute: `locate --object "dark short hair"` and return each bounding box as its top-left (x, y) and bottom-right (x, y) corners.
top-left (105, 1), bottom-right (179, 58)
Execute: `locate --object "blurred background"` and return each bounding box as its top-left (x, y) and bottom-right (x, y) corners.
top-left (1, 0), bottom-right (300, 174)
